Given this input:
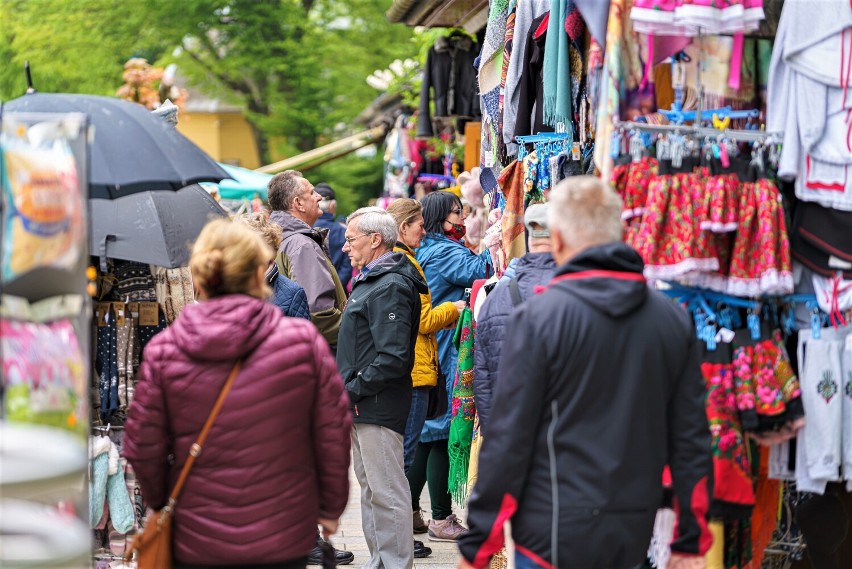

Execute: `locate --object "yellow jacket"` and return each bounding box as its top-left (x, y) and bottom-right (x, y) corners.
top-left (394, 244), bottom-right (460, 388)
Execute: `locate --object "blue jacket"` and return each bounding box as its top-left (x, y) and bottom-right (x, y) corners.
top-left (473, 252), bottom-right (555, 437)
top-left (415, 234), bottom-right (491, 442)
top-left (314, 213), bottom-right (352, 290)
top-left (271, 273), bottom-right (311, 320)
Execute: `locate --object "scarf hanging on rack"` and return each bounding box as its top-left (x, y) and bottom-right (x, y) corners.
top-left (448, 306), bottom-right (476, 504)
top-left (497, 160), bottom-right (527, 270)
top-left (542, 0), bottom-right (572, 132)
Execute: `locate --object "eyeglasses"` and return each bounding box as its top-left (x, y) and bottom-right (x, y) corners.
top-left (344, 232), bottom-right (375, 245)
top-left (449, 208), bottom-right (462, 216)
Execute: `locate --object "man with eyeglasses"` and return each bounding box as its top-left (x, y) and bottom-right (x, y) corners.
top-left (268, 170), bottom-right (354, 566)
top-left (337, 207), bottom-right (428, 569)
top-left (268, 170), bottom-right (348, 354)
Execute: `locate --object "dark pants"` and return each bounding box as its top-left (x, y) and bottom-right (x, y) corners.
top-left (406, 438), bottom-right (452, 520)
top-left (403, 387), bottom-right (430, 472)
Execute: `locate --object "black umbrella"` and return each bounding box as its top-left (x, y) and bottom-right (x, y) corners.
top-left (2, 94), bottom-right (229, 199)
top-left (90, 184), bottom-right (228, 269)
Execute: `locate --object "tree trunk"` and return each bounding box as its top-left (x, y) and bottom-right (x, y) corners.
top-left (249, 120), bottom-right (271, 167)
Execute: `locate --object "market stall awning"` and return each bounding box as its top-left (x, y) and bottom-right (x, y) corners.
top-left (387, 0), bottom-right (488, 30)
top-left (216, 163), bottom-right (272, 200)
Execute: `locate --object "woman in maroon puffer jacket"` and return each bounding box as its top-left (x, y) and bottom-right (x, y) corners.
top-left (125, 219), bottom-right (352, 569)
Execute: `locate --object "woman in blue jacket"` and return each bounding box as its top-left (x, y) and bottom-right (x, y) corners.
top-left (410, 191), bottom-right (491, 541)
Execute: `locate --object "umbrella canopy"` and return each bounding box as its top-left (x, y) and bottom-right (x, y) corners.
top-left (90, 184), bottom-right (228, 269)
top-left (216, 163), bottom-right (272, 201)
top-left (3, 94), bottom-right (229, 199)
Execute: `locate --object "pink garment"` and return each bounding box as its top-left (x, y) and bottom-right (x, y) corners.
top-left (124, 295), bottom-right (352, 566)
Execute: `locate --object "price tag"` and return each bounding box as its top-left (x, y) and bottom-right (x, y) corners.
top-left (139, 302), bottom-right (159, 326)
top-left (572, 142), bottom-right (581, 161)
top-left (128, 302), bottom-right (140, 319)
top-left (672, 61), bottom-right (686, 90)
top-left (112, 302), bottom-right (126, 327)
top-left (96, 302), bottom-right (111, 327)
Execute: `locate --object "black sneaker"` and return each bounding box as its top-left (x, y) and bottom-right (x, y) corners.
top-left (308, 538), bottom-right (355, 566)
top-left (414, 539), bottom-right (432, 558)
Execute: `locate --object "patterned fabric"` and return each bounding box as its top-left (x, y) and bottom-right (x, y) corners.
top-left (96, 307), bottom-right (120, 422)
top-left (732, 330), bottom-right (802, 432)
top-left (479, 0), bottom-right (511, 190)
top-left (726, 178), bottom-right (792, 297)
top-left (593, 0), bottom-right (645, 179)
top-left (115, 315), bottom-right (139, 411)
top-left (611, 156), bottom-right (657, 221)
top-left (611, 165), bottom-right (794, 295)
top-left (633, 171), bottom-right (720, 281)
top-left (497, 161), bottom-right (528, 272)
top-left (448, 306), bottom-right (476, 504)
top-left (701, 361), bottom-right (755, 508)
top-left (153, 266), bottom-right (195, 323)
top-left (109, 262), bottom-right (156, 302)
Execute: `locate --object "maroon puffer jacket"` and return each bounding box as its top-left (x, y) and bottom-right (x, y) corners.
top-left (124, 294), bottom-right (351, 565)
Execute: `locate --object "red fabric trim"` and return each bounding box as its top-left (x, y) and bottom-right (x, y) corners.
top-left (799, 228), bottom-right (852, 262)
top-left (549, 270), bottom-right (646, 286)
top-left (515, 545), bottom-right (556, 569)
top-left (805, 154), bottom-right (848, 191)
top-left (536, 270), bottom-right (645, 294)
top-left (472, 493), bottom-right (518, 569)
top-left (693, 475), bottom-right (713, 555)
top-left (534, 12), bottom-right (549, 39)
top-left (841, 29), bottom-right (846, 106)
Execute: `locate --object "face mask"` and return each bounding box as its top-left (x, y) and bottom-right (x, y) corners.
top-left (445, 222), bottom-right (466, 241)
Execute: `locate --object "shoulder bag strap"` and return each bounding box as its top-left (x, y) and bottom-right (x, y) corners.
top-left (509, 278), bottom-right (523, 308)
top-left (162, 360), bottom-right (242, 513)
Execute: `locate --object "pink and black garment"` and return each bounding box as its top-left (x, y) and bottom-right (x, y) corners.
top-left (731, 328), bottom-right (804, 433)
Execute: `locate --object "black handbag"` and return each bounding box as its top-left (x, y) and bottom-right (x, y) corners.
top-left (425, 366), bottom-right (448, 420)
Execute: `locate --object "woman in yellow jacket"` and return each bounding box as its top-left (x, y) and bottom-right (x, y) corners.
top-left (387, 199), bottom-right (464, 530)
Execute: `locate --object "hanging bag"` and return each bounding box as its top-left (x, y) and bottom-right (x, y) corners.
top-left (124, 360), bottom-right (243, 568)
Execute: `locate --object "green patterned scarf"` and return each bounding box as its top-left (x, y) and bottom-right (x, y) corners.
top-left (448, 306), bottom-right (476, 504)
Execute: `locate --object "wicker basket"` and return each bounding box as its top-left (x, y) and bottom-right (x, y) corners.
top-left (490, 548), bottom-right (508, 569)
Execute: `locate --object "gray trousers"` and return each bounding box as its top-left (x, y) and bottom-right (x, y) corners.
top-left (351, 423), bottom-right (414, 569)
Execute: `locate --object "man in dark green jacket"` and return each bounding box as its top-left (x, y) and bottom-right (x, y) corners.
top-left (337, 207), bottom-right (427, 569)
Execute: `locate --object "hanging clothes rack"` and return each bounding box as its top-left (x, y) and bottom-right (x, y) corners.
top-left (615, 120), bottom-right (783, 143)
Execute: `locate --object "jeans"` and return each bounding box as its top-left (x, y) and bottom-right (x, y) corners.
top-left (403, 387), bottom-right (430, 472)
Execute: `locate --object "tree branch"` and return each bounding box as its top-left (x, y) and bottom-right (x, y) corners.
top-left (182, 47), bottom-right (250, 95)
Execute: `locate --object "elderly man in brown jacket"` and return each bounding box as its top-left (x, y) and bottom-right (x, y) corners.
top-left (268, 170), bottom-right (348, 353)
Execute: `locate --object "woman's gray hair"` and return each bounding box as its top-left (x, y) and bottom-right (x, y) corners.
top-left (547, 176), bottom-right (623, 252)
top-left (347, 207), bottom-right (397, 248)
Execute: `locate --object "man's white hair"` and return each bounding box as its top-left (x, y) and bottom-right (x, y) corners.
top-left (547, 176), bottom-right (623, 252)
top-left (347, 207), bottom-right (397, 248)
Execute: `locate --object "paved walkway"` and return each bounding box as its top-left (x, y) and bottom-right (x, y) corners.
top-left (316, 464), bottom-right (466, 569)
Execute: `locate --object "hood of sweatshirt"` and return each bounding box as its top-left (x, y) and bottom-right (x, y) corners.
top-left (549, 242), bottom-right (648, 319)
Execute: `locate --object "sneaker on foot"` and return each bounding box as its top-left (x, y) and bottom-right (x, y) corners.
top-left (413, 509), bottom-right (429, 534)
top-left (427, 514), bottom-right (467, 542)
top-left (414, 539), bottom-right (432, 558)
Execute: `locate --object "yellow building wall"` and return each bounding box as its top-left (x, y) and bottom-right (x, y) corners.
top-left (177, 111), bottom-right (261, 170)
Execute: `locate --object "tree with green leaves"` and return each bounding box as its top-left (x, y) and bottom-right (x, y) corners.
top-left (0, 0), bottom-right (416, 167)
